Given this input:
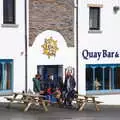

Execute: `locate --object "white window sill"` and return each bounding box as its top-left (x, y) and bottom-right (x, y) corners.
top-left (0, 90), bottom-right (13, 96)
top-left (87, 89), bottom-right (120, 95)
top-left (1, 24), bottom-right (19, 28)
top-left (88, 30), bottom-right (102, 33)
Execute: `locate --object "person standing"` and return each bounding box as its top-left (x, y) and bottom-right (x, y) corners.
top-left (63, 71), bottom-right (76, 106)
top-left (32, 74), bottom-right (41, 93)
top-left (64, 72), bottom-right (75, 92)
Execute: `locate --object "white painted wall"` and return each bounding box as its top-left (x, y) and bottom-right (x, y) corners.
top-left (0, 0), bottom-right (25, 92)
top-left (78, 0), bottom-right (120, 104)
top-left (28, 30), bottom-right (76, 91)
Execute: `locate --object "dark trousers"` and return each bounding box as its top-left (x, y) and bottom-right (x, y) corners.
top-left (63, 90), bottom-right (72, 106)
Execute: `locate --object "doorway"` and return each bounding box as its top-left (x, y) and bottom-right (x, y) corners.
top-left (37, 65), bottom-right (63, 88)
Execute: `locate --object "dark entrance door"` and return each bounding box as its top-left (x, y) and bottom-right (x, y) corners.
top-left (37, 65), bottom-right (63, 88)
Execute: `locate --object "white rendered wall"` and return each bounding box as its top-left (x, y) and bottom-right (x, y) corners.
top-left (0, 0), bottom-right (25, 92)
top-left (28, 30), bottom-right (76, 91)
top-left (78, 0), bottom-right (120, 104)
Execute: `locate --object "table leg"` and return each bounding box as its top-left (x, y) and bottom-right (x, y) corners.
top-left (24, 102), bottom-right (32, 112)
top-left (94, 102), bottom-right (100, 111)
top-left (76, 100), bottom-right (83, 109)
top-left (78, 101), bottom-right (86, 111)
top-left (41, 101), bottom-right (48, 112)
top-left (92, 98), bottom-right (100, 111)
top-left (14, 93), bottom-right (18, 98)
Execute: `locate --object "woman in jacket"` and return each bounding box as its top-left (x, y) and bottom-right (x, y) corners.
top-left (63, 72), bottom-right (76, 106)
top-left (33, 74), bottom-right (41, 93)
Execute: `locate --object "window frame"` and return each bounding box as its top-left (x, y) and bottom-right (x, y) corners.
top-left (3, 0), bottom-right (16, 24)
top-left (89, 7), bottom-right (100, 30)
top-left (0, 59), bottom-right (13, 95)
top-left (86, 64), bottom-right (120, 95)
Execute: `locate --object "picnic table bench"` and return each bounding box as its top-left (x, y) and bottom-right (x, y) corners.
top-left (74, 94), bottom-right (103, 111)
top-left (5, 92), bottom-right (49, 112)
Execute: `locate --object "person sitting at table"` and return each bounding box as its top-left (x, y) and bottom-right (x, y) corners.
top-left (43, 87), bottom-right (57, 104)
top-left (47, 73), bottom-right (55, 89)
top-left (52, 87), bottom-right (62, 103)
top-left (39, 76), bottom-right (45, 91)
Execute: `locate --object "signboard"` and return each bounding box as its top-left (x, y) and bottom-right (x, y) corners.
top-left (82, 49), bottom-right (120, 60)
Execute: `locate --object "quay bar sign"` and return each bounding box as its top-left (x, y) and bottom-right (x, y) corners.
top-left (82, 49), bottom-right (120, 60)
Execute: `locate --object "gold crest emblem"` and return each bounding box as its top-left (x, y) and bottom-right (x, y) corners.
top-left (41, 37), bottom-right (59, 58)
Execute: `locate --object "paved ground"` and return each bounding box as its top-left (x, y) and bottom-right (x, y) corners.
top-left (0, 102), bottom-right (120, 120)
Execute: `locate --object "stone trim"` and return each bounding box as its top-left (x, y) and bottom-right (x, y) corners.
top-left (88, 30), bottom-right (103, 34)
top-left (1, 24), bottom-right (19, 28)
top-left (87, 4), bottom-right (103, 8)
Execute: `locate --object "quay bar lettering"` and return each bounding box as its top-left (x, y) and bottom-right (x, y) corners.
top-left (82, 49), bottom-right (119, 60)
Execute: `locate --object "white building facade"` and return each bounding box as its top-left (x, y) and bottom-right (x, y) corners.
top-left (1, 0), bottom-right (120, 105)
top-left (78, 0), bottom-right (120, 104)
top-left (28, 0), bottom-right (120, 105)
top-left (0, 0), bottom-right (25, 95)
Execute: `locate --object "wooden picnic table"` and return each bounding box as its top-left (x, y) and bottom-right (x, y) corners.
top-left (5, 92), bottom-right (49, 112)
top-left (74, 94), bottom-right (103, 111)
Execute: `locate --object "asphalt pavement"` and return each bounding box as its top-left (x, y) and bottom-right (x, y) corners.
top-left (0, 102), bottom-right (120, 120)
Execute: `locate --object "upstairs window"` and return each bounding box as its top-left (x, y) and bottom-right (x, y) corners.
top-left (3, 0), bottom-right (15, 24)
top-left (89, 7), bottom-right (100, 30)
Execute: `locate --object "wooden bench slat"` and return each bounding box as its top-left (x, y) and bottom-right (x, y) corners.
top-left (95, 101), bottom-right (103, 104)
top-left (5, 97), bottom-right (25, 102)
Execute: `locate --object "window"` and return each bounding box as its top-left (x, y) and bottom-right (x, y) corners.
top-left (0, 59), bottom-right (13, 92)
top-left (86, 64), bottom-right (120, 93)
top-left (3, 0), bottom-right (15, 24)
top-left (89, 7), bottom-right (100, 30)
